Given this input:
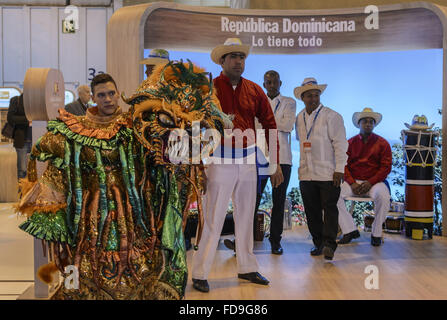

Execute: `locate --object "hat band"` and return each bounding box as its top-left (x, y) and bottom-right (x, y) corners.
top-left (148, 54), bottom-right (168, 59)
top-left (302, 80), bottom-right (318, 86)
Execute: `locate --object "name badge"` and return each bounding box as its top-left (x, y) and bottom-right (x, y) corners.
top-left (303, 141), bottom-right (311, 152)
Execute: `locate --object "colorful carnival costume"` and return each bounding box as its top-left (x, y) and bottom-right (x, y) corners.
top-left (17, 61), bottom-right (231, 300)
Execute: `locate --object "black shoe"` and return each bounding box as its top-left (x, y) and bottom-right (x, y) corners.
top-left (310, 246), bottom-right (323, 256)
top-left (238, 272), bottom-right (269, 285)
top-left (224, 239), bottom-right (236, 252)
top-left (371, 236), bottom-right (382, 247)
top-left (323, 246), bottom-right (335, 260)
top-left (271, 245), bottom-right (283, 255)
top-left (185, 238), bottom-right (192, 251)
top-left (270, 240), bottom-right (283, 255)
top-left (337, 230), bottom-right (361, 244)
top-left (192, 278), bottom-right (209, 292)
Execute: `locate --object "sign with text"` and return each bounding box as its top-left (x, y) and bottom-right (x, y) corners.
top-left (144, 7), bottom-right (442, 54)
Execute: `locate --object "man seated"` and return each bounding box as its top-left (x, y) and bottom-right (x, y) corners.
top-left (337, 107), bottom-right (392, 247)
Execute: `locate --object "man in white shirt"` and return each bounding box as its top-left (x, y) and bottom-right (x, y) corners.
top-left (294, 77), bottom-right (348, 260)
top-left (256, 70), bottom-right (296, 254)
top-left (223, 70), bottom-right (296, 255)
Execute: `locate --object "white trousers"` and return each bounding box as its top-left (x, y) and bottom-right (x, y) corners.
top-left (337, 181), bottom-right (390, 238)
top-left (192, 164), bottom-right (259, 280)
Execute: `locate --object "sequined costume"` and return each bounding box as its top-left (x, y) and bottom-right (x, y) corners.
top-left (17, 61), bottom-right (232, 300)
top-left (17, 106), bottom-right (185, 299)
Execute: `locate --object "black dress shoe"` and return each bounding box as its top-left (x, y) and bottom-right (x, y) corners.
top-left (371, 236), bottom-right (382, 246)
top-left (192, 278), bottom-right (210, 292)
top-left (310, 246), bottom-right (323, 256)
top-left (271, 246), bottom-right (283, 255)
top-left (323, 246), bottom-right (335, 260)
top-left (224, 239), bottom-right (236, 251)
top-left (238, 272), bottom-right (269, 285)
top-left (185, 238), bottom-right (192, 251)
top-left (337, 230), bottom-right (361, 244)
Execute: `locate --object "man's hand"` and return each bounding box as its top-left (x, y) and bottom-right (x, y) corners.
top-left (333, 172), bottom-right (344, 187)
top-left (270, 165), bottom-right (284, 188)
top-left (358, 181), bottom-right (372, 194)
top-left (351, 182), bottom-right (362, 195)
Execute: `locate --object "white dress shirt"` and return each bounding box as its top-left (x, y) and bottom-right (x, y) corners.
top-left (255, 94), bottom-right (296, 166)
top-left (295, 104), bottom-right (348, 181)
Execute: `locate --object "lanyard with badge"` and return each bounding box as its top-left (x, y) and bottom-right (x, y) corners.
top-left (302, 105), bottom-right (322, 153)
top-left (273, 100), bottom-right (280, 115)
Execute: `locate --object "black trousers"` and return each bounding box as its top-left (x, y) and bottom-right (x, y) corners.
top-left (299, 180), bottom-right (340, 251)
top-left (254, 164), bottom-right (292, 245)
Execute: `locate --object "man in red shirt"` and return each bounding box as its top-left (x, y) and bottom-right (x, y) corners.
top-left (191, 38), bottom-right (283, 293)
top-left (337, 108), bottom-right (392, 247)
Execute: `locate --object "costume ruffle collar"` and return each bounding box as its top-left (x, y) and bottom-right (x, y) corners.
top-left (57, 107), bottom-right (131, 140)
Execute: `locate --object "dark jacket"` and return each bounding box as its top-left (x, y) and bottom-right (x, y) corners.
top-left (7, 94), bottom-right (31, 148)
top-left (65, 98), bottom-right (88, 116)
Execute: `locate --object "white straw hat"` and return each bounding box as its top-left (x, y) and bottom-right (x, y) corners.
top-left (210, 38), bottom-right (250, 65)
top-left (294, 77), bottom-right (327, 100)
top-left (352, 107), bottom-right (382, 128)
top-left (139, 49), bottom-right (170, 65)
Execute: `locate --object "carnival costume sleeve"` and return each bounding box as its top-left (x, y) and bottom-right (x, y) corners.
top-left (17, 131), bottom-right (70, 244)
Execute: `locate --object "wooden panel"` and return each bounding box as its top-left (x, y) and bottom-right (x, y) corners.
top-left (107, 2), bottom-right (446, 108)
top-left (0, 146), bottom-right (18, 202)
top-left (79, 7), bottom-right (88, 86)
top-left (250, 0), bottom-right (447, 10)
top-left (30, 8), bottom-right (58, 69)
top-left (3, 7), bottom-right (25, 83)
top-left (144, 7), bottom-right (443, 54)
top-left (0, 7), bottom-right (3, 85)
top-left (23, 6), bottom-right (31, 75)
top-left (107, 4), bottom-right (148, 101)
top-left (185, 227), bottom-right (447, 299)
top-left (58, 7), bottom-right (83, 83)
top-left (86, 8), bottom-right (108, 83)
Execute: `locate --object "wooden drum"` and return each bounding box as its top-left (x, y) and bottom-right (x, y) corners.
top-left (402, 129), bottom-right (439, 240)
top-left (384, 214), bottom-right (404, 234)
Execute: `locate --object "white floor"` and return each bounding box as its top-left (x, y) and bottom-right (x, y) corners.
top-left (0, 203), bottom-right (34, 300)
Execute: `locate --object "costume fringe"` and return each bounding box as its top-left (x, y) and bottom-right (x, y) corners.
top-left (37, 262), bottom-right (59, 284)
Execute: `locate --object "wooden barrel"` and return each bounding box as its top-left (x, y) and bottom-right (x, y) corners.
top-left (23, 68), bottom-right (65, 121)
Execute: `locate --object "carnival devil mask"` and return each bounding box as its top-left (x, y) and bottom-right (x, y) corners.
top-left (124, 60), bottom-right (232, 165)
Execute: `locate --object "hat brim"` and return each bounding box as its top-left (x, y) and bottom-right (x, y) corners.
top-left (139, 57), bottom-right (169, 65)
top-left (404, 123), bottom-right (435, 130)
top-left (211, 44), bottom-right (250, 65)
top-left (293, 84), bottom-right (327, 100)
top-left (352, 112), bottom-right (382, 128)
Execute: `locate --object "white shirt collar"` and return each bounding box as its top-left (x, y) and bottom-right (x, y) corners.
top-left (304, 103), bottom-right (323, 117)
top-left (268, 93), bottom-right (281, 103)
